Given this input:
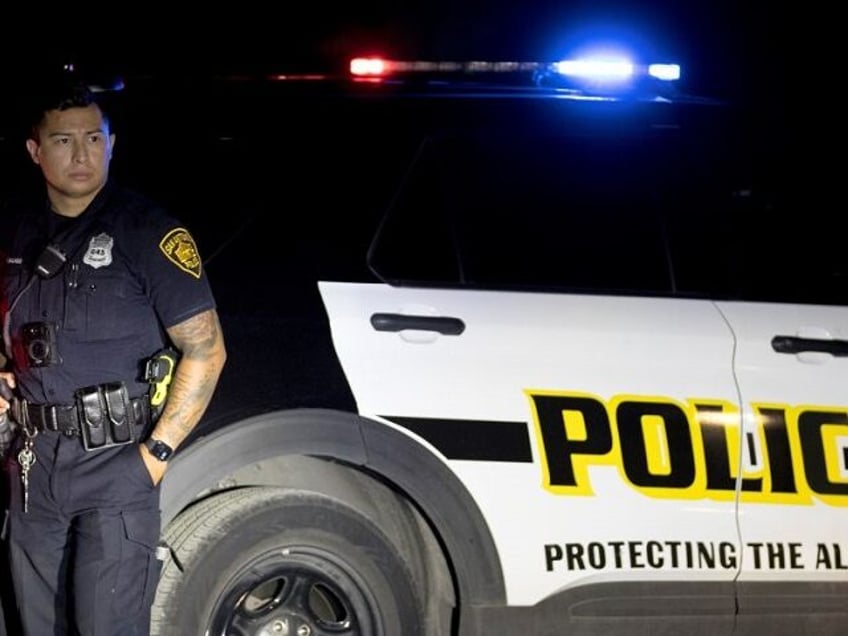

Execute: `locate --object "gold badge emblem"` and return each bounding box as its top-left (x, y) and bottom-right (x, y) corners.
top-left (159, 228), bottom-right (202, 279)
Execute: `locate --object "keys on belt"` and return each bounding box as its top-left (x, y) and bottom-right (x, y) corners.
top-left (9, 384), bottom-right (151, 515)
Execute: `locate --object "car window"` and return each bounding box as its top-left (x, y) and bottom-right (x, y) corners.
top-left (370, 130), bottom-right (681, 294)
top-left (368, 111), bottom-right (848, 307)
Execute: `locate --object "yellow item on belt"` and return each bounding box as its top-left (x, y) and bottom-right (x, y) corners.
top-left (146, 348), bottom-right (178, 408)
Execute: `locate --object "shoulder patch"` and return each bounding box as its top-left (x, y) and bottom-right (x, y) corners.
top-left (159, 227), bottom-right (202, 279)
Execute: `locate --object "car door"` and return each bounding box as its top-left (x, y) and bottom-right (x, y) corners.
top-left (321, 281), bottom-right (742, 606)
top-left (720, 301), bottom-right (848, 618)
top-left (714, 202), bottom-right (848, 632)
top-left (319, 129), bottom-right (743, 622)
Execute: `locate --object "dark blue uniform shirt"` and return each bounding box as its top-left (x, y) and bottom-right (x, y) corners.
top-left (2, 180), bottom-right (216, 405)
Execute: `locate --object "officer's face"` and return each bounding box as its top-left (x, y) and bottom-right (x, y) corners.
top-left (25, 103), bottom-right (115, 216)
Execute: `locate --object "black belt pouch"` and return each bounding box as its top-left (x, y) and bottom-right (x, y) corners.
top-left (76, 382), bottom-right (136, 451)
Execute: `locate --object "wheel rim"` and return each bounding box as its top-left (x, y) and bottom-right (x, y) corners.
top-left (205, 546), bottom-right (377, 636)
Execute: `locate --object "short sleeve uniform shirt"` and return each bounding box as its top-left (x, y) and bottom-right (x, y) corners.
top-left (1, 181), bottom-right (217, 404)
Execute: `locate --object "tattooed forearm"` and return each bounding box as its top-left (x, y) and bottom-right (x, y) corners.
top-left (153, 309), bottom-right (227, 448)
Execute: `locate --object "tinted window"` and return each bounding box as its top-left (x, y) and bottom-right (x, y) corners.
top-left (369, 107), bottom-right (843, 306)
top-left (370, 131), bottom-right (675, 293)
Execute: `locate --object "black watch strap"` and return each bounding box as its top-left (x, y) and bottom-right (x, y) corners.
top-left (145, 438), bottom-right (174, 462)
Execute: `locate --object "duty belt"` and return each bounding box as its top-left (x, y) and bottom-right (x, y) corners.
top-left (17, 396), bottom-right (151, 437)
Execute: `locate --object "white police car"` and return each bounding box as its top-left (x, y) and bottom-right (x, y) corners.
top-left (306, 56), bottom-right (847, 635)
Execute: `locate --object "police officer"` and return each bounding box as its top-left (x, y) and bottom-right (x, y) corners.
top-left (0, 72), bottom-right (227, 634)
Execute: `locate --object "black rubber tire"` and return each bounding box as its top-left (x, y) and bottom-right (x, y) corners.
top-left (150, 485), bottom-right (438, 636)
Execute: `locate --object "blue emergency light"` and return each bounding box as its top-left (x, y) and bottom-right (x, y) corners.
top-left (552, 58), bottom-right (680, 82)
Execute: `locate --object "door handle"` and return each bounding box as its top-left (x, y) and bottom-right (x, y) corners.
top-left (370, 313), bottom-right (465, 335)
top-left (771, 335), bottom-right (848, 357)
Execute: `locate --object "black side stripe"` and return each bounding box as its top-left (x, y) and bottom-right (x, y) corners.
top-left (380, 416), bottom-right (533, 462)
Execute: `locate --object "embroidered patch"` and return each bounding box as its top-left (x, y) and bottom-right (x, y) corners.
top-left (159, 227), bottom-right (202, 279)
top-left (83, 233), bottom-right (114, 269)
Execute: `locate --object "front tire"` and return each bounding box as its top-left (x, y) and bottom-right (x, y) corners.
top-left (151, 483), bottom-right (451, 635)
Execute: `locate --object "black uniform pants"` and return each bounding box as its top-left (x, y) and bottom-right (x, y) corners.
top-left (7, 431), bottom-right (161, 635)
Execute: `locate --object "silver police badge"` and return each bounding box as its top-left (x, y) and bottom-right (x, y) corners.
top-left (83, 233), bottom-right (114, 269)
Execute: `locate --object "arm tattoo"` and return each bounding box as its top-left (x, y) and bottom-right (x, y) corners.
top-left (156, 309), bottom-right (227, 447)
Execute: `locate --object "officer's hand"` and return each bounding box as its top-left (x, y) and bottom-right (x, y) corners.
top-left (138, 443), bottom-right (168, 486)
top-left (0, 371), bottom-right (15, 416)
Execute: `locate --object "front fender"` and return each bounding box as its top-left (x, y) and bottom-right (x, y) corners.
top-left (161, 407), bottom-right (506, 611)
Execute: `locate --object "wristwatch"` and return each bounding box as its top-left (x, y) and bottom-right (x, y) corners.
top-left (144, 438), bottom-right (174, 462)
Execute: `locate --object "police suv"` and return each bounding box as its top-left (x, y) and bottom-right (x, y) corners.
top-left (3, 49), bottom-right (843, 635)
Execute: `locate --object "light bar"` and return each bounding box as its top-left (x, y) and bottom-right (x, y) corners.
top-left (350, 56), bottom-right (679, 82)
